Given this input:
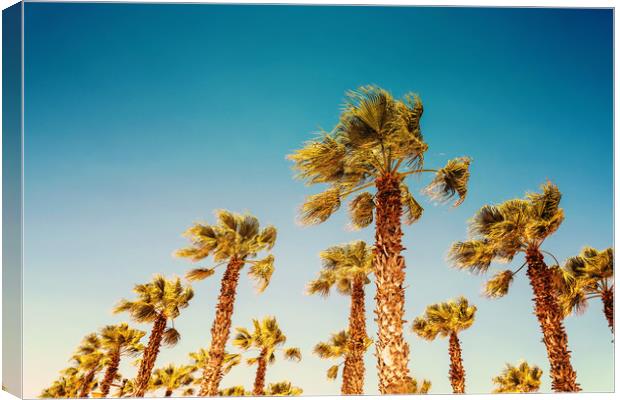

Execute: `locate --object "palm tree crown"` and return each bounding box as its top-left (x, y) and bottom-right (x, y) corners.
top-left (176, 210), bottom-right (277, 292)
top-left (314, 330), bottom-right (372, 381)
top-left (149, 364), bottom-right (196, 396)
top-left (232, 317), bottom-right (302, 365)
top-left (288, 85), bottom-right (471, 228)
top-left (412, 297), bottom-right (476, 340)
top-left (492, 361), bottom-right (542, 393)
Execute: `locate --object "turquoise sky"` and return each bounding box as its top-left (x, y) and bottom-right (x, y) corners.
top-left (22, 4), bottom-right (612, 397)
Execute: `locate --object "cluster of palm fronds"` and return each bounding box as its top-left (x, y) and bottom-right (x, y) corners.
top-left (41, 85), bottom-right (612, 397)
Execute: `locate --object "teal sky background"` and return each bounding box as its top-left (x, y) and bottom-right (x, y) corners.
top-left (22, 3), bottom-right (612, 397)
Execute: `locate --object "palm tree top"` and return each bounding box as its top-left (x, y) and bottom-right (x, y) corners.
top-left (176, 210), bottom-right (277, 292)
top-left (113, 274), bottom-right (193, 323)
top-left (492, 361), bottom-right (542, 393)
top-left (266, 381), bottom-right (303, 396)
top-left (99, 323), bottom-right (145, 356)
top-left (449, 181), bottom-right (564, 274)
top-left (233, 316), bottom-right (302, 365)
top-left (149, 364), bottom-right (196, 392)
top-left (188, 348), bottom-right (241, 374)
top-left (412, 296), bottom-right (477, 340)
top-left (288, 85), bottom-right (471, 227)
top-left (307, 241), bottom-right (373, 297)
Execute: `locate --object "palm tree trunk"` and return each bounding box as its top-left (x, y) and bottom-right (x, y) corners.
top-left (373, 173), bottom-right (411, 394)
top-left (199, 257), bottom-right (244, 396)
top-left (601, 288), bottom-right (613, 333)
top-left (134, 314), bottom-right (168, 397)
top-left (341, 275), bottom-right (367, 394)
top-left (164, 389), bottom-right (173, 397)
top-left (525, 248), bottom-right (580, 392)
top-left (448, 332), bottom-right (465, 394)
top-left (99, 348), bottom-right (121, 397)
top-left (78, 368), bottom-right (97, 398)
top-left (252, 348), bottom-right (269, 396)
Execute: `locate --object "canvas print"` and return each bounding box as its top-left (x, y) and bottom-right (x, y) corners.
top-left (1, 2), bottom-right (614, 398)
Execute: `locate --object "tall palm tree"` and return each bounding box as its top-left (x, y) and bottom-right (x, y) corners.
top-left (97, 324), bottom-right (145, 397)
top-left (412, 297), bottom-right (476, 394)
top-left (492, 361), bottom-right (542, 393)
top-left (307, 240), bottom-right (373, 394)
top-left (72, 334), bottom-right (105, 397)
top-left (176, 210), bottom-right (277, 396)
top-left (149, 364), bottom-right (196, 397)
top-left (265, 381), bottom-right (303, 396)
top-left (313, 330), bottom-right (372, 391)
top-left (232, 316), bottom-right (302, 395)
top-left (289, 85), bottom-right (471, 393)
top-left (113, 275), bottom-right (193, 397)
top-left (449, 182), bottom-right (580, 392)
top-left (553, 247), bottom-right (614, 332)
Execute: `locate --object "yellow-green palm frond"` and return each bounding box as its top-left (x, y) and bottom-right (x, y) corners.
top-left (401, 183), bottom-right (423, 224)
top-left (492, 361), bottom-right (542, 393)
top-left (287, 132), bottom-right (346, 185)
top-left (413, 297), bottom-right (477, 339)
top-left (149, 364), bottom-right (196, 394)
top-left (265, 381), bottom-right (303, 396)
top-left (299, 187), bottom-right (342, 225)
top-left (396, 376), bottom-right (432, 394)
top-left (99, 323), bottom-right (145, 357)
top-left (247, 255), bottom-right (275, 293)
top-left (424, 157), bottom-right (471, 206)
top-left (448, 240), bottom-right (496, 274)
top-left (218, 385), bottom-right (248, 396)
top-left (526, 181), bottom-right (562, 221)
top-left (313, 330), bottom-right (349, 359)
top-left (283, 347), bottom-right (302, 362)
top-left (185, 268), bottom-right (215, 282)
top-left (162, 328), bottom-right (181, 347)
top-left (483, 270), bottom-right (514, 299)
top-left (306, 271), bottom-right (336, 296)
top-left (326, 364), bottom-right (339, 380)
top-left (348, 191), bottom-right (375, 229)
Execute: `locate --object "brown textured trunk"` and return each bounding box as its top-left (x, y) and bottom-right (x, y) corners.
top-left (134, 314), bottom-right (167, 397)
top-left (99, 347), bottom-right (121, 397)
top-left (373, 173), bottom-right (411, 394)
top-left (448, 332), bottom-right (465, 394)
top-left (78, 368), bottom-right (97, 398)
top-left (526, 248), bottom-right (580, 392)
top-left (252, 348), bottom-right (269, 396)
top-left (164, 389), bottom-right (173, 397)
top-left (341, 276), bottom-right (367, 395)
top-left (601, 289), bottom-right (614, 333)
top-left (199, 257), bottom-right (244, 396)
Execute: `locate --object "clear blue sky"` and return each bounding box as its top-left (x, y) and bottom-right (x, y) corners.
top-left (22, 4), bottom-right (612, 397)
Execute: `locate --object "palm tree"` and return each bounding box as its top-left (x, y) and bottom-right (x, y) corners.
top-left (289, 85), bottom-right (471, 393)
top-left (412, 297), bottom-right (476, 394)
top-left (149, 364), bottom-right (196, 397)
top-left (41, 369), bottom-right (82, 398)
top-left (265, 381), bottom-right (303, 396)
top-left (232, 316), bottom-right (302, 395)
top-left (313, 330), bottom-right (372, 393)
top-left (307, 240), bottom-right (372, 394)
top-left (449, 182), bottom-right (580, 392)
top-left (97, 324), bottom-right (145, 397)
top-left (113, 275), bottom-right (193, 397)
top-left (114, 379), bottom-right (135, 398)
top-left (553, 247), bottom-right (614, 332)
top-left (71, 333), bottom-right (105, 397)
top-left (176, 210), bottom-right (276, 396)
top-left (492, 361), bottom-right (542, 393)
top-left (218, 386), bottom-right (248, 396)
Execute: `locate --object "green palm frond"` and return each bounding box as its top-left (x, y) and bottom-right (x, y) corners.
top-left (185, 268), bottom-right (216, 282)
top-left (492, 361), bottom-right (542, 393)
top-left (265, 381), bottom-right (303, 396)
top-left (283, 347), bottom-right (302, 362)
top-left (299, 187), bottom-right (342, 225)
top-left (448, 240), bottom-right (496, 273)
top-left (218, 386), bottom-right (248, 396)
top-left (247, 255), bottom-right (275, 293)
top-left (162, 328), bottom-right (181, 347)
top-left (327, 365), bottom-right (339, 380)
top-left (401, 184), bottom-right (423, 224)
top-left (413, 296), bottom-right (477, 339)
top-left (484, 270), bottom-right (514, 299)
top-left (348, 191), bottom-right (375, 229)
top-left (424, 157), bottom-right (471, 206)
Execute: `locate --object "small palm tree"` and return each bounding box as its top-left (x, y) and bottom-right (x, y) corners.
top-left (553, 247), bottom-right (614, 332)
top-left (113, 275), bottom-right (193, 397)
top-left (114, 378), bottom-right (135, 398)
top-left (492, 361), bottom-right (542, 393)
top-left (412, 297), bottom-right (476, 394)
top-left (176, 210), bottom-right (276, 396)
top-left (149, 364), bottom-right (196, 397)
top-left (313, 330), bottom-right (372, 391)
top-left (289, 85), bottom-right (471, 393)
top-left (307, 241), bottom-right (372, 394)
top-left (232, 316), bottom-right (302, 395)
top-left (71, 333), bottom-right (105, 397)
top-left (218, 386), bottom-right (248, 396)
top-left (449, 182), bottom-right (580, 392)
top-left (41, 369), bottom-right (82, 398)
top-left (265, 381), bottom-right (303, 396)
top-left (98, 323), bottom-right (145, 397)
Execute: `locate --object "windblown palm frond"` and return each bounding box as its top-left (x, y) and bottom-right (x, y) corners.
top-left (492, 361), bottom-right (542, 393)
top-left (412, 297), bottom-right (477, 340)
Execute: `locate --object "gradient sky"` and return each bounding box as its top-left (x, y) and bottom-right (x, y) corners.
top-left (22, 3), bottom-right (613, 397)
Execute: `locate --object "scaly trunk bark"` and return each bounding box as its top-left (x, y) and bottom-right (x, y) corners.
top-left (99, 347), bottom-right (121, 397)
top-left (341, 275), bottom-right (367, 395)
top-left (526, 248), bottom-right (580, 392)
top-left (199, 257), bottom-right (244, 396)
top-left (78, 368), bottom-right (97, 398)
top-left (252, 349), bottom-right (269, 396)
top-left (164, 389), bottom-right (173, 397)
top-left (601, 288), bottom-right (614, 333)
top-left (448, 332), bottom-right (465, 394)
top-left (134, 314), bottom-right (167, 397)
top-left (373, 173), bottom-right (411, 394)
